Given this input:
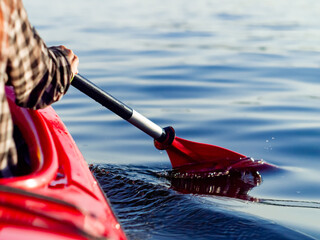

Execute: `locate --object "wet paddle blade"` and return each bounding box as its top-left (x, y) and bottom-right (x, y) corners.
top-left (165, 137), bottom-right (274, 172)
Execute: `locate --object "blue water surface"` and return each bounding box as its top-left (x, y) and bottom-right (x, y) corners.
top-left (26, 0), bottom-right (320, 239)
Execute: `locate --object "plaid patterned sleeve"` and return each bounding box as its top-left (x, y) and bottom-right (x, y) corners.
top-left (0, 0), bottom-right (74, 177)
top-left (6, 0), bottom-right (73, 109)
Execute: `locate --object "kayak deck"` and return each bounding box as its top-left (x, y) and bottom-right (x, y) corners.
top-left (0, 88), bottom-right (126, 240)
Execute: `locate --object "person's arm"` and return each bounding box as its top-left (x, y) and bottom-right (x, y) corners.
top-left (6, 0), bottom-right (78, 109)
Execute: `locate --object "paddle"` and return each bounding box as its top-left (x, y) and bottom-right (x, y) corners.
top-left (72, 74), bottom-right (274, 172)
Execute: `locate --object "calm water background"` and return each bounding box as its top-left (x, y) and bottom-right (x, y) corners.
top-left (26, 0), bottom-right (320, 239)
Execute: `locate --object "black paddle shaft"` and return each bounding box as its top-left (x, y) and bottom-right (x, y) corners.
top-left (72, 74), bottom-right (133, 120)
top-left (71, 74), bottom-right (175, 145)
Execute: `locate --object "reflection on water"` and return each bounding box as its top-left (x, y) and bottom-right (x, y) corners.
top-left (165, 170), bottom-right (262, 201)
top-left (163, 168), bottom-right (320, 209)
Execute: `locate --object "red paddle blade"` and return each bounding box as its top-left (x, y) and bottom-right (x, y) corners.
top-left (158, 137), bottom-right (275, 172)
top-left (167, 137), bottom-right (245, 168)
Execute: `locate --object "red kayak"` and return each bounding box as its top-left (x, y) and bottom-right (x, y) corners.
top-left (0, 88), bottom-right (126, 240)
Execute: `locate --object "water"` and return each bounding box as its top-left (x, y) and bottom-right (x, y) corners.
top-left (25, 0), bottom-right (320, 239)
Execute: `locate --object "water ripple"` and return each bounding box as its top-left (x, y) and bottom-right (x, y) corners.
top-left (92, 164), bottom-right (315, 240)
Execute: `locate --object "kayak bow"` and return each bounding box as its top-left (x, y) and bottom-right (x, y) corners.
top-left (0, 87), bottom-right (126, 240)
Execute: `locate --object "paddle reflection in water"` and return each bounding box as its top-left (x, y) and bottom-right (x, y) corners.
top-left (165, 169), bottom-right (262, 201)
top-left (163, 167), bottom-right (320, 210)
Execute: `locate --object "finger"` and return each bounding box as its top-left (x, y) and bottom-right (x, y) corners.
top-left (71, 55), bottom-right (79, 75)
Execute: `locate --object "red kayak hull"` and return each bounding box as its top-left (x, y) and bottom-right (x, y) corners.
top-left (0, 88), bottom-right (126, 240)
